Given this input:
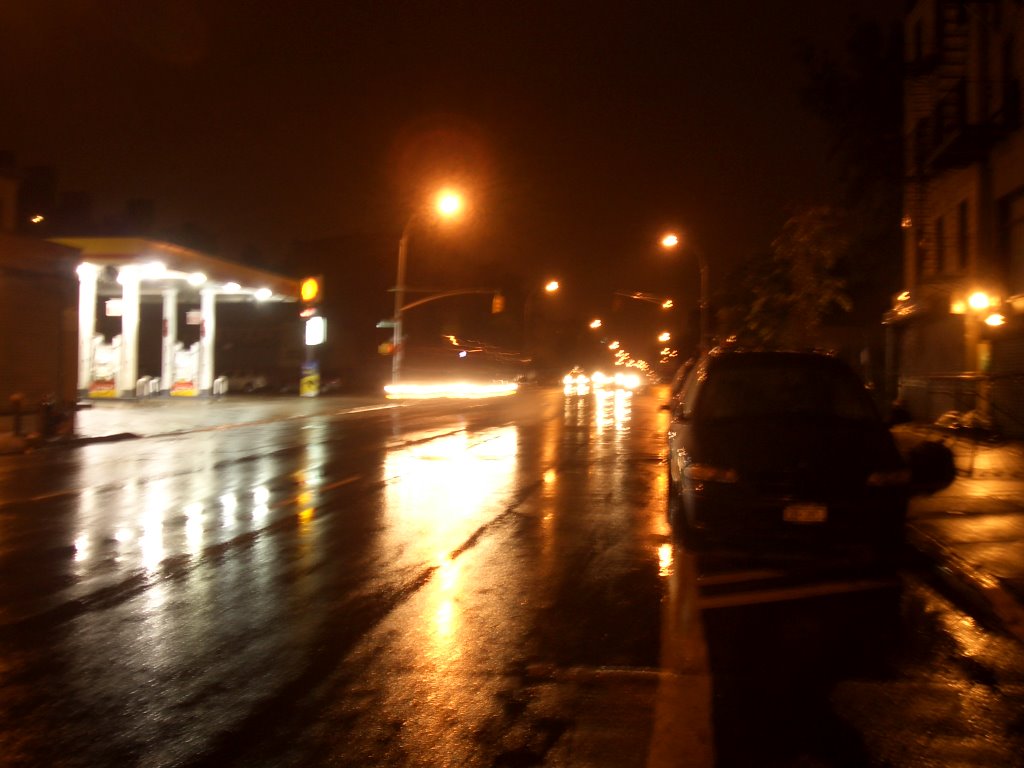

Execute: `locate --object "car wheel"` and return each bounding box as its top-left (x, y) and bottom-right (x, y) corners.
top-left (667, 472), bottom-right (682, 528)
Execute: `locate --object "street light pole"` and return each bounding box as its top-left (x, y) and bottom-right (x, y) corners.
top-left (391, 218), bottom-right (413, 386)
top-left (522, 280), bottom-right (560, 360)
top-left (697, 249), bottom-right (709, 353)
top-left (390, 188), bottom-right (465, 386)
top-left (661, 233), bottom-right (710, 353)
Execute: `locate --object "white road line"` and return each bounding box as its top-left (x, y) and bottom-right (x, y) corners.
top-left (697, 577), bottom-right (897, 610)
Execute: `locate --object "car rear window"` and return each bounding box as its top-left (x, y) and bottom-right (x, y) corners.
top-left (693, 356), bottom-right (878, 422)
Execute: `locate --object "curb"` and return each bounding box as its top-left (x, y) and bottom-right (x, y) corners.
top-left (908, 523), bottom-right (1024, 645)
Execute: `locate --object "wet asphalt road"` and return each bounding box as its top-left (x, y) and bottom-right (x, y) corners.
top-left (0, 387), bottom-right (1022, 767)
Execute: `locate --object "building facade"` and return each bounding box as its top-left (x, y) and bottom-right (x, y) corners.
top-left (894, 0), bottom-right (1024, 436)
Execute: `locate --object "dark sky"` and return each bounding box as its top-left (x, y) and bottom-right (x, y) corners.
top-left (1, 1), bottom-right (902, 327)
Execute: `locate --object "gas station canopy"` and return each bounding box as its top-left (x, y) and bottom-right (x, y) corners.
top-left (50, 237), bottom-right (302, 399)
top-left (51, 237), bottom-right (301, 303)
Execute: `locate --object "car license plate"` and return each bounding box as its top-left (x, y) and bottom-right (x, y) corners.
top-left (783, 504), bottom-right (827, 523)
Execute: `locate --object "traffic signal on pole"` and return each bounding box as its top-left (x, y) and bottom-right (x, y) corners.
top-left (299, 276), bottom-right (322, 318)
top-left (491, 293), bottom-right (505, 314)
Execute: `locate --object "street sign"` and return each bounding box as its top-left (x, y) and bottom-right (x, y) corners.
top-left (376, 319), bottom-right (397, 329)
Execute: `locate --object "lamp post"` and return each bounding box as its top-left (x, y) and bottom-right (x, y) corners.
top-left (391, 189), bottom-right (464, 385)
top-left (522, 279), bottom-right (560, 358)
top-left (660, 232), bottom-right (709, 352)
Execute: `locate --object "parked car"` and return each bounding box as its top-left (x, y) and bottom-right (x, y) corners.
top-left (665, 347), bottom-right (929, 565)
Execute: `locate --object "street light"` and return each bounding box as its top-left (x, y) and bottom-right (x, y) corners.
top-left (392, 188), bottom-right (465, 385)
top-left (660, 231), bottom-right (710, 352)
top-left (522, 278), bottom-right (560, 354)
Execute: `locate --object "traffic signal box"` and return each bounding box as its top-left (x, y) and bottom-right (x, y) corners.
top-left (492, 293), bottom-right (505, 314)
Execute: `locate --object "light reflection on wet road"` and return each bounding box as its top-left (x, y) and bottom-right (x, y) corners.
top-left (0, 389), bottom-right (673, 766)
top-left (1, 388), bottom-right (1022, 766)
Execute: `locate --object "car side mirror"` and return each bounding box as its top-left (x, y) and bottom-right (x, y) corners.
top-left (907, 440), bottom-right (956, 495)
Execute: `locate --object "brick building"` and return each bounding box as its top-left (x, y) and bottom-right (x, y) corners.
top-left (893, 0), bottom-right (1024, 436)
top-left (0, 171), bottom-right (80, 435)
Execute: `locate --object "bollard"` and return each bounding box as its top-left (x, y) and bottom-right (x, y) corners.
top-left (10, 393), bottom-right (24, 437)
top-left (39, 395), bottom-right (55, 438)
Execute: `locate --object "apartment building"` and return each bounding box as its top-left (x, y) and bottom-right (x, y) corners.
top-left (894, 0), bottom-right (1024, 435)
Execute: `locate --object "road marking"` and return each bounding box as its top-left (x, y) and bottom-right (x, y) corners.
top-left (696, 568), bottom-right (785, 586)
top-left (697, 577), bottom-right (897, 610)
top-left (647, 549), bottom-right (715, 768)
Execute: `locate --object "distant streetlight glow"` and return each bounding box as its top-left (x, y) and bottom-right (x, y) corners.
top-left (545, 280), bottom-right (560, 293)
top-left (658, 331), bottom-right (671, 342)
top-left (661, 299), bottom-right (674, 309)
top-left (590, 318), bottom-right (602, 329)
top-left (985, 313), bottom-right (1006, 327)
top-left (661, 233), bottom-right (679, 248)
top-left (609, 340), bottom-right (620, 350)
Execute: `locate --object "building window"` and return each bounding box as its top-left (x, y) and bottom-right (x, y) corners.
top-left (957, 201), bottom-right (968, 272)
top-left (1003, 193), bottom-right (1024, 295)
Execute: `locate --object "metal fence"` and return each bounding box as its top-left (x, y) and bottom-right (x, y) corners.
top-left (898, 372), bottom-right (1024, 439)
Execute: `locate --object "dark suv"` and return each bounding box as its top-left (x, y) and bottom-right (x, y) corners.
top-left (666, 347), bottom-right (911, 563)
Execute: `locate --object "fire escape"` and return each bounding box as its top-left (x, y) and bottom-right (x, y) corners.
top-left (905, 0), bottom-right (1021, 304)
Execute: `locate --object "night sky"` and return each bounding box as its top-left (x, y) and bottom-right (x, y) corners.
top-left (2, 1), bottom-right (903, 361)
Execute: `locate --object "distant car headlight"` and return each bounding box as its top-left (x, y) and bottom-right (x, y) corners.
top-left (684, 464), bottom-right (739, 483)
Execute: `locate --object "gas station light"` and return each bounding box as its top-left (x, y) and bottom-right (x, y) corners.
top-left (255, 287), bottom-right (272, 301)
top-left (188, 272), bottom-right (207, 287)
top-left (305, 316), bottom-right (326, 345)
top-left (141, 261), bottom-right (167, 279)
top-left (300, 276), bottom-right (322, 304)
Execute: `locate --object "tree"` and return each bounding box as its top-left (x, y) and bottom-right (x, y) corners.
top-left (740, 206), bottom-right (851, 348)
top-left (796, 19), bottom-right (904, 323)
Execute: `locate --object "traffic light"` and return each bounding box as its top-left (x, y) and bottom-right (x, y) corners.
top-left (299, 276), bottom-right (322, 318)
top-left (491, 292), bottom-right (505, 314)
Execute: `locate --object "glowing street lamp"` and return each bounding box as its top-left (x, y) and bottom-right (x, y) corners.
top-left (391, 188), bottom-right (466, 385)
top-left (658, 331), bottom-right (671, 343)
top-left (589, 318), bottom-right (603, 329)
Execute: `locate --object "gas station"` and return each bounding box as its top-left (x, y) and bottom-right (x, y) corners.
top-left (51, 237), bottom-right (303, 399)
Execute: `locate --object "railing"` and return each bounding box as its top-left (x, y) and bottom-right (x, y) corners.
top-left (898, 372), bottom-right (1024, 439)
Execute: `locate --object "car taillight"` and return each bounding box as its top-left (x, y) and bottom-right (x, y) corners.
top-left (866, 468), bottom-right (911, 487)
top-left (684, 464), bottom-right (739, 483)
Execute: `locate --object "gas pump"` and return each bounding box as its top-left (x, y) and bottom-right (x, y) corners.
top-left (171, 342), bottom-right (200, 396)
top-left (89, 334), bottom-right (120, 398)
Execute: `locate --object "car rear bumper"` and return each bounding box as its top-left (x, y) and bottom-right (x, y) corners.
top-left (682, 485), bottom-right (908, 551)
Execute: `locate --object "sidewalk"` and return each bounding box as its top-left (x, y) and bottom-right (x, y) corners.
top-left (895, 423), bottom-right (1024, 643)
top-left (4, 399), bottom-right (1024, 644)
